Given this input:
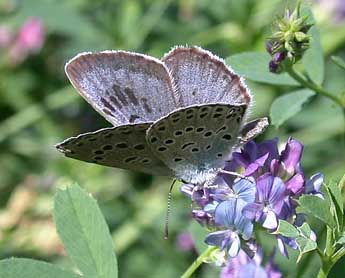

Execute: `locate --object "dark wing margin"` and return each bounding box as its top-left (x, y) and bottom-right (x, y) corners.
top-left (56, 123), bottom-right (173, 177)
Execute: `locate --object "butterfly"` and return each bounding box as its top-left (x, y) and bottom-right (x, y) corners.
top-left (56, 46), bottom-right (268, 185)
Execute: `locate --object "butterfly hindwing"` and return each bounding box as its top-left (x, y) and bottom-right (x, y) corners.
top-left (162, 46), bottom-right (251, 107)
top-left (146, 104), bottom-right (247, 183)
top-left (56, 124), bottom-right (173, 176)
top-left (65, 51), bottom-right (180, 126)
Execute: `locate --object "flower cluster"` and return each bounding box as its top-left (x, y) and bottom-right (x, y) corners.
top-left (221, 249), bottom-right (281, 278)
top-left (266, 4), bottom-right (312, 73)
top-left (0, 17), bottom-right (45, 65)
top-left (181, 137), bottom-right (324, 274)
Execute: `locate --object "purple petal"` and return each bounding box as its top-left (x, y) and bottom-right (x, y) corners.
top-left (265, 261), bottom-right (282, 278)
top-left (273, 52), bottom-right (286, 63)
top-left (268, 177), bottom-right (286, 209)
top-left (243, 141), bottom-right (259, 162)
top-left (244, 163), bottom-right (260, 176)
top-left (204, 201), bottom-right (218, 213)
top-left (244, 153), bottom-right (269, 176)
top-left (205, 230), bottom-right (228, 247)
top-left (305, 172), bottom-right (324, 193)
top-left (242, 203), bottom-right (262, 220)
top-left (277, 236), bottom-right (289, 258)
top-left (234, 199), bottom-right (254, 239)
top-left (286, 173), bottom-right (305, 195)
top-left (228, 233), bottom-right (241, 257)
top-left (280, 138), bottom-right (303, 175)
top-left (215, 199), bottom-right (237, 227)
top-left (234, 178), bottom-right (256, 203)
top-left (256, 174), bottom-right (274, 202)
top-left (257, 138), bottom-right (279, 163)
top-left (232, 152), bottom-right (251, 168)
top-left (262, 210), bottom-right (278, 229)
top-left (278, 200), bottom-right (294, 220)
top-left (310, 230), bottom-right (317, 241)
top-left (176, 232), bottom-right (194, 251)
top-left (270, 159), bottom-right (286, 177)
top-left (192, 210), bottom-right (212, 226)
top-left (238, 263), bottom-right (269, 278)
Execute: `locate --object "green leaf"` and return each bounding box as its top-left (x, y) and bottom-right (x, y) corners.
top-left (331, 56), bottom-right (345, 71)
top-left (297, 195), bottom-right (336, 228)
top-left (335, 235), bottom-right (345, 246)
top-left (270, 89), bottom-right (314, 127)
top-left (226, 52), bottom-right (298, 86)
top-left (326, 181), bottom-right (344, 231)
top-left (274, 220), bottom-right (299, 238)
top-left (297, 223), bottom-right (312, 238)
top-left (54, 184), bottom-right (118, 278)
top-left (0, 258), bottom-right (81, 278)
top-left (295, 237), bottom-right (317, 263)
top-left (188, 221), bottom-right (208, 254)
top-left (302, 27), bottom-right (324, 85)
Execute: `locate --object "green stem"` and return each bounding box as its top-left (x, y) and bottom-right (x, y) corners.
top-left (286, 67), bottom-right (344, 108)
top-left (316, 227), bottom-right (345, 277)
top-left (317, 265), bottom-right (330, 278)
top-left (317, 247), bottom-right (345, 278)
top-left (331, 247), bottom-right (345, 264)
top-left (181, 246), bottom-right (218, 278)
top-left (325, 227), bottom-right (334, 257)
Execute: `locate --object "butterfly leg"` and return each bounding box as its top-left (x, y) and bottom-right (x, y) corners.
top-left (218, 169), bottom-right (253, 183)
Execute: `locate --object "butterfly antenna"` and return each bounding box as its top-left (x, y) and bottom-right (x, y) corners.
top-left (219, 169), bottom-right (253, 183)
top-left (164, 179), bottom-right (177, 239)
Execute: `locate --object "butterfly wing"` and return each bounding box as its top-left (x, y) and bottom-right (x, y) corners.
top-left (239, 118), bottom-right (269, 144)
top-left (56, 123), bottom-right (173, 176)
top-left (162, 46), bottom-right (251, 107)
top-left (146, 104), bottom-right (247, 183)
top-left (66, 51), bottom-right (180, 126)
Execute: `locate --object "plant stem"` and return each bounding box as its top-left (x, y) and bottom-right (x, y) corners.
top-left (317, 247), bottom-right (345, 278)
top-left (331, 247), bottom-right (345, 263)
top-left (286, 67), bottom-right (344, 108)
top-left (181, 246), bottom-right (218, 278)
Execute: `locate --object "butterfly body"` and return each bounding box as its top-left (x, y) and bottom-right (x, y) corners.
top-left (57, 46), bottom-right (269, 185)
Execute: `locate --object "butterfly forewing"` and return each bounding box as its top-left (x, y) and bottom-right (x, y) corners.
top-left (239, 117), bottom-right (269, 144)
top-left (162, 47), bottom-right (251, 107)
top-left (66, 51), bottom-right (180, 126)
top-left (56, 124), bottom-right (173, 176)
top-left (146, 104), bottom-right (247, 183)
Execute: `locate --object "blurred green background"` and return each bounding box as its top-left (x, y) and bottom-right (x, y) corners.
top-left (0, 0), bottom-right (344, 277)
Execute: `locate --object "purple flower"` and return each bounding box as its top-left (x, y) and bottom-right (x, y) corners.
top-left (275, 138), bottom-right (304, 177)
top-left (180, 183), bottom-right (211, 207)
top-left (225, 139), bottom-right (279, 178)
top-left (221, 249), bottom-right (282, 278)
top-left (269, 60), bottom-right (280, 73)
top-left (192, 209), bottom-right (213, 227)
top-left (180, 137), bottom-right (323, 262)
top-left (243, 174), bottom-right (286, 229)
top-left (305, 172), bottom-right (324, 199)
top-left (273, 52), bottom-right (286, 63)
top-left (205, 198), bottom-right (253, 257)
top-left (8, 17), bottom-right (45, 65)
top-left (176, 232), bottom-right (194, 252)
top-left (16, 18), bottom-right (45, 52)
top-left (210, 178), bottom-right (256, 204)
